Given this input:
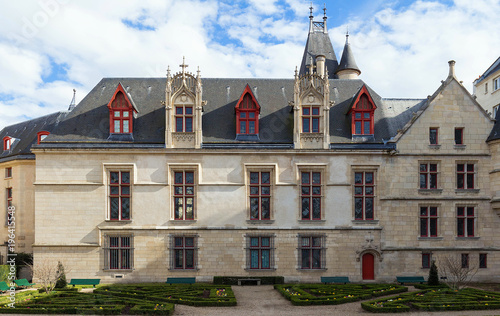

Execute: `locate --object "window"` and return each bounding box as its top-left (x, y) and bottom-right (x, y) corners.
top-left (298, 235), bottom-right (326, 269)
top-left (109, 171), bottom-right (131, 220)
top-left (420, 206), bottom-right (438, 237)
top-left (235, 86), bottom-right (260, 136)
top-left (107, 83), bottom-right (136, 134)
top-left (173, 171), bottom-right (195, 220)
top-left (246, 235), bottom-right (274, 270)
top-left (302, 106), bottom-right (320, 133)
top-left (494, 77), bottom-right (500, 91)
top-left (479, 253), bottom-right (487, 268)
top-left (493, 105), bottom-right (499, 118)
top-left (37, 131), bottom-right (50, 144)
top-left (457, 163), bottom-right (475, 189)
top-left (420, 163), bottom-right (438, 189)
top-left (6, 188), bottom-right (12, 225)
top-left (422, 253), bottom-right (431, 269)
top-left (170, 235), bottom-right (197, 270)
top-left (455, 128), bottom-right (464, 145)
top-left (175, 106), bottom-right (193, 132)
top-left (350, 89), bottom-right (376, 136)
top-left (104, 235), bottom-right (133, 270)
top-left (354, 171), bottom-right (374, 220)
top-left (429, 128), bottom-right (438, 145)
top-left (300, 171), bottom-right (321, 220)
top-left (249, 171), bottom-right (271, 220)
top-left (457, 206), bottom-right (475, 237)
top-left (5, 168), bottom-right (12, 178)
top-left (461, 253), bottom-right (469, 268)
top-left (3, 137), bottom-right (12, 151)
top-left (485, 82), bottom-right (488, 94)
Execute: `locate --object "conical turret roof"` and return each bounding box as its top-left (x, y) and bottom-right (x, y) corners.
top-left (336, 34), bottom-right (361, 75)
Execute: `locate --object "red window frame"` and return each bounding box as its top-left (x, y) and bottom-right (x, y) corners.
top-left (175, 106), bottom-right (193, 133)
top-left (301, 171), bottom-right (321, 220)
top-left (479, 253), bottom-right (487, 268)
top-left (354, 171), bottom-right (374, 220)
top-left (37, 131), bottom-right (50, 144)
top-left (461, 253), bottom-right (469, 268)
top-left (302, 106), bottom-right (320, 133)
top-left (235, 85), bottom-right (260, 136)
top-left (422, 253), bottom-right (431, 269)
top-left (457, 163), bottom-right (474, 189)
top-left (351, 93), bottom-right (375, 135)
top-left (174, 171), bottom-right (195, 220)
top-left (3, 137), bottom-right (12, 151)
top-left (109, 171), bottom-right (131, 221)
top-left (300, 236), bottom-right (322, 269)
top-left (249, 236), bottom-right (271, 269)
top-left (457, 206), bottom-right (474, 237)
top-left (107, 84), bottom-right (135, 134)
top-left (420, 163), bottom-right (438, 189)
top-left (249, 171), bottom-right (271, 220)
top-left (429, 127), bottom-right (438, 145)
top-left (420, 206), bottom-right (438, 237)
top-left (455, 128), bottom-right (464, 145)
top-left (108, 236), bottom-right (132, 270)
top-left (173, 236), bottom-right (195, 269)
top-left (5, 167), bottom-right (12, 178)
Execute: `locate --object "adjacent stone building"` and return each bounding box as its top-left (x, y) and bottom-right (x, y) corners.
top-left (473, 56), bottom-right (500, 116)
top-left (3, 10), bottom-right (500, 283)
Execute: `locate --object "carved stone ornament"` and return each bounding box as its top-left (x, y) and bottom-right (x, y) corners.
top-left (173, 132), bottom-right (195, 142)
top-left (301, 133), bottom-right (323, 142)
top-left (355, 232), bottom-right (383, 262)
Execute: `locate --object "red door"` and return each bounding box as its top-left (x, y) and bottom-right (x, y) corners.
top-left (362, 253), bottom-right (375, 280)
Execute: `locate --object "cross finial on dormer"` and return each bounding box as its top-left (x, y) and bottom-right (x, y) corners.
top-left (309, 3), bottom-right (313, 19)
top-left (180, 56), bottom-right (189, 73)
top-left (323, 4), bottom-right (327, 17)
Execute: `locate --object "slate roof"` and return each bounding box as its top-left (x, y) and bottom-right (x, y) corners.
top-left (0, 111), bottom-right (66, 162)
top-left (487, 106), bottom-right (500, 142)
top-left (336, 35), bottom-right (360, 75)
top-left (299, 31), bottom-right (338, 79)
top-left (474, 56), bottom-right (500, 85)
top-left (41, 77), bottom-right (427, 148)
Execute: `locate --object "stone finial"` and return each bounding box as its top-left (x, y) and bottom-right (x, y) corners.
top-left (448, 60), bottom-right (456, 79)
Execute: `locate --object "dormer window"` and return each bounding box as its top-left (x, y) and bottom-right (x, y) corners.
top-left (235, 84), bottom-right (260, 140)
top-left (349, 86), bottom-right (376, 137)
top-left (302, 106), bottom-right (320, 133)
top-left (37, 131), bottom-right (50, 144)
top-left (175, 105), bottom-right (193, 132)
top-left (3, 136), bottom-right (12, 151)
top-left (107, 83), bottom-right (138, 135)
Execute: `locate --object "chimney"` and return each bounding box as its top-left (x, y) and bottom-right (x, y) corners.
top-left (448, 60), bottom-right (456, 79)
top-left (316, 55), bottom-right (326, 78)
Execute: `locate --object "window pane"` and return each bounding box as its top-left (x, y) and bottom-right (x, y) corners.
top-left (430, 174), bottom-right (437, 189)
top-left (250, 237), bottom-right (259, 247)
top-left (121, 198), bottom-right (130, 219)
top-left (312, 249), bottom-right (321, 268)
top-left (455, 128), bottom-right (463, 144)
top-left (185, 107), bottom-right (193, 115)
top-left (110, 249), bottom-right (119, 269)
top-left (420, 164), bottom-right (427, 172)
top-left (123, 120), bottom-right (129, 133)
top-left (250, 198), bottom-right (259, 219)
top-left (261, 237), bottom-right (270, 247)
top-left (250, 172), bottom-right (259, 184)
top-left (185, 249), bottom-right (194, 268)
top-left (429, 129), bottom-right (437, 144)
top-left (430, 207), bottom-right (437, 216)
top-left (364, 121), bottom-right (370, 134)
top-left (250, 250), bottom-right (259, 268)
top-left (250, 186), bottom-right (259, 195)
top-left (312, 108), bottom-right (319, 115)
top-left (355, 121), bottom-right (361, 134)
top-left (457, 207), bottom-right (464, 216)
top-left (430, 164), bottom-right (437, 172)
top-left (121, 172), bottom-right (130, 184)
top-left (185, 117), bottom-right (193, 132)
top-left (185, 199), bottom-right (194, 219)
top-left (249, 112), bottom-right (255, 118)
top-left (174, 186), bottom-right (183, 195)
top-left (457, 164), bottom-right (464, 172)
top-left (457, 174), bottom-right (464, 189)
top-left (176, 107), bottom-right (183, 115)
top-left (312, 118), bottom-right (319, 132)
top-left (301, 172), bottom-right (310, 184)
top-left (355, 113), bottom-right (361, 119)
top-left (175, 237), bottom-right (183, 247)
top-left (301, 198), bottom-right (310, 219)
top-left (249, 121), bottom-right (255, 134)
top-left (240, 121), bottom-right (246, 134)
top-left (301, 249), bottom-right (310, 269)
top-left (185, 186), bottom-right (194, 195)
top-left (261, 172), bottom-right (270, 184)
top-left (114, 121), bottom-right (121, 133)
top-left (240, 112), bottom-right (246, 118)
top-left (110, 186), bottom-right (119, 195)
top-left (420, 174), bottom-right (427, 189)
top-left (467, 207), bottom-right (474, 216)
top-left (110, 198), bottom-right (119, 219)
top-left (122, 111), bottom-right (129, 118)
top-left (420, 207), bottom-right (427, 216)
top-left (301, 237), bottom-right (310, 247)
top-left (365, 198), bottom-right (373, 219)
top-left (261, 250), bottom-right (270, 268)
top-left (302, 186), bottom-right (310, 195)
top-left (303, 108), bottom-right (310, 115)
top-left (457, 218), bottom-right (464, 236)
top-left (354, 173), bottom-right (363, 184)
top-left (312, 186), bottom-right (321, 195)
top-left (175, 249), bottom-right (183, 268)
top-left (176, 117), bottom-right (183, 132)
top-left (261, 186), bottom-right (270, 195)
top-left (354, 186), bottom-right (363, 195)
top-left (312, 172), bottom-right (321, 184)
top-left (114, 111), bottom-right (120, 117)
top-left (430, 218), bottom-right (437, 236)
top-left (185, 172), bottom-right (194, 184)
top-left (365, 186), bottom-right (373, 195)
top-left (175, 172), bottom-right (183, 184)
top-left (365, 173), bottom-right (373, 184)
top-left (261, 198), bottom-right (270, 219)
top-left (420, 218), bottom-right (427, 236)
top-left (303, 118), bottom-right (310, 133)
top-left (312, 198), bottom-right (321, 219)
top-left (185, 237), bottom-right (194, 247)
top-left (466, 174), bottom-right (474, 189)
top-left (467, 218), bottom-right (474, 236)
top-left (175, 198), bottom-right (183, 219)
top-left (466, 164), bottom-right (474, 172)
top-left (355, 198), bottom-right (363, 219)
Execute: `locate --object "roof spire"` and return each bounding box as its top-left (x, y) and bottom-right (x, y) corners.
top-left (309, 3), bottom-right (314, 33)
top-left (322, 4), bottom-right (328, 33)
top-left (335, 32), bottom-right (361, 79)
top-left (68, 89), bottom-right (76, 111)
top-left (180, 56), bottom-right (189, 74)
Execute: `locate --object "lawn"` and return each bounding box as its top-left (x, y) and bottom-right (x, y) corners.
top-left (274, 283), bottom-right (408, 305)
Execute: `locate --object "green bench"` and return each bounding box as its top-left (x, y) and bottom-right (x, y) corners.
top-left (166, 277), bottom-right (196, 284)
top-left (68, 279), bottom-right (101, 288)
top-left (14, 279), bottom-right (35, 288)
top-left (0, 281), bottom-right (11, 292)
top-left (321, 276), bottom-right (350, 284)
top-left (396, 276), bottom-right (425, 285)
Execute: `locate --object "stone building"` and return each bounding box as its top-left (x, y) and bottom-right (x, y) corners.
top-left (4, 10), bottom-right (500, 283)
top-left (473, 56), bottom-right (500, 116)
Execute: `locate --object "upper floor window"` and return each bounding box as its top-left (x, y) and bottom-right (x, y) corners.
top-left (429, 128), bottom-right (438, 145)
top-left (246, 235), bottom-right (274, 270)
top-left (235, 85), bottom-right (260, 137)
top-left (170, 235), bottom-right (197, 270)
top-left (300, 171), bottom-right (322, 220)
top-left (108, 171), bottom-right (131, 221)
top-left (249, 171), bottom-right (271, 220)
top-left (494, 77), bottom-right (500, 91)
top-left (457, 163), bottom-right (475, 190)
top-left (173, 171), bottom-right (195, 220)
top-left (349, 86), bottom-right (376, 136)
top-left (354, 171), bottom-right (374, 220)
top-left (175, 105), bottom-right (193, 132)
top-left (107, 83), bottom-right (137, 134)
top-left (457, 206), bottom-right (475, 237)
top-left (455, 128), bottom-right (464, 145)
top-left (104, 235), bottom-right (133, 270)
top-left (302, 106), bottom-right (320, 133)
top-left (37, 131), bottom-right (50, 144)
top-left (420, 206), bottom-right (438, 237)
top-left (3, 137), bottom-right (12, 151)
top-left (420, 163), bottom-right (438, 189)
top-left (5, 167), bottom-right (12, 178)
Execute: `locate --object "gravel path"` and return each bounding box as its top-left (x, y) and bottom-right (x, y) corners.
top-left (174, 285), bottom-right (500, 316)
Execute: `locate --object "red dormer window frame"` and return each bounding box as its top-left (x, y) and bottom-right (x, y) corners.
top-left (37, 131), bottom-right (50, 144)
top-left (235, 84), bottom-right (260, 135)
top-left (107, 84), bottom-right (136, 134)
top-left (348, 86), bottom-right (376, 136)
top-left (3, 136), bottom-right (12, 151)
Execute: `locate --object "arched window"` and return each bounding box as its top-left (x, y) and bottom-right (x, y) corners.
top-left (107, 83), bottom-right (137, 134)
top-left (3, 136), bottom-right (12, 151)
top-left (350, 86), bottom-right (376, 136)
top-left (235, 85), bottom-right (260, 138)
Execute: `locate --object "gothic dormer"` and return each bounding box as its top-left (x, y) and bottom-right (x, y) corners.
top-left (235, 84), bottom-right (261, 141)
top-left (299, 5), bottom-right (338, 79)
top-left (291, 65), bottom-right (333, 149)
top-left (348, 85), bottom-right (376, 142)
top-left (164, 58), bottom-right (205, 148)
top-left (107, 83), bottom-right (138, 141)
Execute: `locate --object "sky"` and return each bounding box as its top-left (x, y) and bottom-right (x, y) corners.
top-left (1, 0), bottom-right (500, 130)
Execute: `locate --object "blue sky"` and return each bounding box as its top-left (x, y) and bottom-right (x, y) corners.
top-left (1, 0), bottom-right (499, 130)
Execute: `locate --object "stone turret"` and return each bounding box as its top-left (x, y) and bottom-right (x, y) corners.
top-left (335, 33), bottom-right (361, 79)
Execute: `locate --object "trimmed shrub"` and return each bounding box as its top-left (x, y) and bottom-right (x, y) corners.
top-left (213, 276), bottom-right (284, 285)
top-left (428, 260), bottom-right (439, 286)
top-left (54, 262), bottom-right (67, 289)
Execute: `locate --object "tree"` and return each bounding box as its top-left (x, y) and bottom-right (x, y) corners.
top-left (28, 259), bottom-right (66, 294)
top-left (427, 260), bottom-right (439, 286)
top-left (55, 261), bottom-right (67, 288)
top-left (437, 255), bottom-right (477, 290)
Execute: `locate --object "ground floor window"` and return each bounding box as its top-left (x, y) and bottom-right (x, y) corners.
top-left (298, 235), bottom-right (326, 269)
top-left (479, 253), bottom-right (487, 268)
top-left (422, 253), bottom-right (431, 269)
top-left (104, 235), bottom-right (133, 270)
top-left (246, 235), bottom-right (274, 270)
top-left (169, 235), bottom-right (198, 270)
